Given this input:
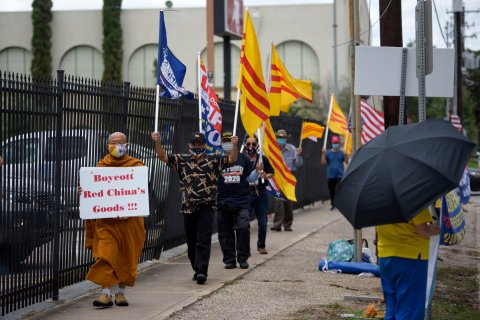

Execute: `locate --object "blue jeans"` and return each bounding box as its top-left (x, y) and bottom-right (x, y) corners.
top-left (379, 256), bottom-right (428, 320)
top-left (250, 192), bottom-right (268, 249)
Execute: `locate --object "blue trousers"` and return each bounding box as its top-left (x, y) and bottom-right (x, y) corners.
top-left (250, 192), bottom-right (268, 249)
top-left (379, 256), bottom-right (428, 320)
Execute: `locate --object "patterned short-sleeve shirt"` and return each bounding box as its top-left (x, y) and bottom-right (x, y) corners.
top-left (167, 154), bottom-right (228, 214)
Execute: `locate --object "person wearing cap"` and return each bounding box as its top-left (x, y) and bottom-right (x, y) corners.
top-left (321, 135), bottom-right (348, 210)
top-left (151, 130), bottom-right (238, 284)
top-left (216, 132), bottom-right (262, 269)
top-left (270, 129), bottom-right (303, 232)
top-left (244, 135), bottom-right (274, 254)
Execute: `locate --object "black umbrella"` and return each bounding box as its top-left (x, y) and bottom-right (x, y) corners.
top-left (334, 119), bottom-right (474, 229)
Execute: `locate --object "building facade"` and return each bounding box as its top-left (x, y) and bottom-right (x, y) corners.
top-left (0, 2), bottom-right (370, 100)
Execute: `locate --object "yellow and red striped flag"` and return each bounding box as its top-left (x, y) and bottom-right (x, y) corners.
top-left (263, 119), bottom-right (297, 201)
top-left (301, 121), bottom-right (325, 142)
top-left (269, 44), bottom-right (312, 116)
top-left (327, 94), bottom-right (348, 135)
top-left (237, 10), bottom-right (270, 137)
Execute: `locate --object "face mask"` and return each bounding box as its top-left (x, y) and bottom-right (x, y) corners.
top-left (246, 146), bottom-right (257, 155)
top-left (108, 143), bottom-right (128, 158)
top-left (332, 143), bottom-right (340, 149)
top-left (222, 142), bottom-right (233, 154)
top-left (189, 147), bottom-right (205, 156)
top-left (278, 138), bottom-right (287, 146)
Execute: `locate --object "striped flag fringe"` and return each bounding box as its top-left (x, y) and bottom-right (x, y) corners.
top-left (263, 119), bottom-right (297, 201)
top-left (301, 122), bottom-right (325, 142)
top-left (269, 44), bottom-right (312, 116)
top-left (237, 9), bottom-right (270, 137)
top-left (360, 99), bottom-right (384, 144)
top-left (328, 95), bottom-right (348, 134)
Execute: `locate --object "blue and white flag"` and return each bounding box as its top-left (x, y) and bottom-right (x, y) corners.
top-left (440, 190), bottom-right (465, 246)
top-left (456, 167), bottom-right (470, 205)
top-left (157, 11), bottom-right (192, 99)
top-left (266, 178), bottom-right (286, 201)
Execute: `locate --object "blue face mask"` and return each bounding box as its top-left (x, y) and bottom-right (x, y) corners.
top-left (332, 143), bottom-right (340, 149)
top-left (278, 138), bottom-right (287, 146)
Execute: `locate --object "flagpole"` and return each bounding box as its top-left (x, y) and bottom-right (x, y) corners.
top-left (233, 88), bottom-right (241, 136)
top-left (154, 85), bottom-right (160, 132)
top-left (259, 123), bottom-right (265, 183)
top-left (323, 94), bottom-right (334, 149)
top-left (299, 121), bottom-right (304, 148)
top-left (197, 52), bottom-right (203, 133)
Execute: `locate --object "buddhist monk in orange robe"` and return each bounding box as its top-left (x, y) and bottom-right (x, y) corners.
top-left (83, 132), bottom-right (146, 307)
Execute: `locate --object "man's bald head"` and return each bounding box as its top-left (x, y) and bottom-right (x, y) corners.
top-left (108, 132), bottom-right (128, 144)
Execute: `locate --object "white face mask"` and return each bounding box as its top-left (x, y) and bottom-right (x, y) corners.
top-left (222, 142), bottom-right (233, 154)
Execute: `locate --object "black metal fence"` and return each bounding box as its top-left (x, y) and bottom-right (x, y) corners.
top-left (0, 70), bottom-right (329, 315)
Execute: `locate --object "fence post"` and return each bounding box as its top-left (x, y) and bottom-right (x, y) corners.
top-left (52, 70), bottom-right (64, 300)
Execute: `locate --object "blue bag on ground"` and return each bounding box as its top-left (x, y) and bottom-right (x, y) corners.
top-left (318, 259), bottom-right (380, 277)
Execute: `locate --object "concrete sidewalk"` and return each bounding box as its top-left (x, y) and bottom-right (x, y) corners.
top-left (15, 202), bottom-right (340, 320)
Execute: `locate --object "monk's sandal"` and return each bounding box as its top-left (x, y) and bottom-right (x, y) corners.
top-left (115, 293), bottom-right (129, 306)
top-left (93, 294), bottom-right (113, 307)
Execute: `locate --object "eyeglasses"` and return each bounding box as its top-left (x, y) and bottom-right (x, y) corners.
top-left (245, 142), bottom-right (257, 147)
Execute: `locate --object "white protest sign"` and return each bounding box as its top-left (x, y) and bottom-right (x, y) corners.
top-left (79, 166), bottom-right (149, 219)
top-left (355, 46), bottom-right (455, 97)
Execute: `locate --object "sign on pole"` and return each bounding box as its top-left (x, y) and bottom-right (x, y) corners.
top-left (354, 46), bottom-right (454, 97)
top-left (79, 167), bottom-right (150, 219)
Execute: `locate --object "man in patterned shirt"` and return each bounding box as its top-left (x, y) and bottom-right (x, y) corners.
top-left (151, 131), bottom-right (238, 284)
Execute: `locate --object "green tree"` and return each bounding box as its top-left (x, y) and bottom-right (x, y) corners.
top-left (31, 0), bottom-right (53, 78)
top-left (465, 62), bottom-right (480, 144)
top-left (102, 0), bottom-right (123, 83)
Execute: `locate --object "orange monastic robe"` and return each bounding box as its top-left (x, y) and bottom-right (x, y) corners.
top-left (85, 154), bottom-right (146, 287)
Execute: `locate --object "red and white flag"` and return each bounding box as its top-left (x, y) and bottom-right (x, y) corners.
top-left (360, 99), bottom-right (385, 144)
top-left (449, 114), bottom-right (463, 132)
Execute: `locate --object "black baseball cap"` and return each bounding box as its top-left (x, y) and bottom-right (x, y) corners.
top-left (190, 132), bottom-right (206, 144)
top-left (221, 131), bottom-right (233, 142)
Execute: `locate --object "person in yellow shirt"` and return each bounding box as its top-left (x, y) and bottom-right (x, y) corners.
top-left (376, 207), bottom-right (440, 320)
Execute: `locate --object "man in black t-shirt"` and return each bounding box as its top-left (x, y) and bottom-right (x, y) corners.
top-left (151, 131), bottom-right (238, 284)
top-left (217, 132), bottom-right (262, 269)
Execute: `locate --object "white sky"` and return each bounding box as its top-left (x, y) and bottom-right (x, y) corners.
top-left (1, 0), bottom-right (479, 50)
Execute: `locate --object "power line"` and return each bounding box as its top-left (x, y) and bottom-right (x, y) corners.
top-left (333, 0), bottom-right (394, 48)
top-left (433, 0), bottom-right (448, 46)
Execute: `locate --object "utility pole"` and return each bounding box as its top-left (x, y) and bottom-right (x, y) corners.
top-left (333, 0), bottom-right (338, 98)
top-left (452, 0), bottom-right (464, 118)
top-left (206, 0), bottom-right (215, 85)
top-left (379, 0), bottom-right (403, 127)
top-left (349, 0), bottom-right (362, 263)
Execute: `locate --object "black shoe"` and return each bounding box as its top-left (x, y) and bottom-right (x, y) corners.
top-left (270, 227), bottom-right (281, 231)
top-left (224, 263), bottom-right (237, 269)
top-left (284, 227), bottom-right (293, 231)
top-left (330, 205), bottom-right (335, 211)
top-left (239, 261), bottom-right (249, 269)
top-left (196, 273), bottom-right (207, 284)
top-left (192, 273), bottom-right (197, 281)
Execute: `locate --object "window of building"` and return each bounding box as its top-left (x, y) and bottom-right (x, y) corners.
top-left (0, 47), bottom-right (32, 75)
top-left (59, 46), bottom-right (103, 80)
top-left (275, 41), bottom-right (319, 83)
top-left (128, 44), bottom-right (157, 88)
top-left (201, 42), bottom-right (241, 88)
